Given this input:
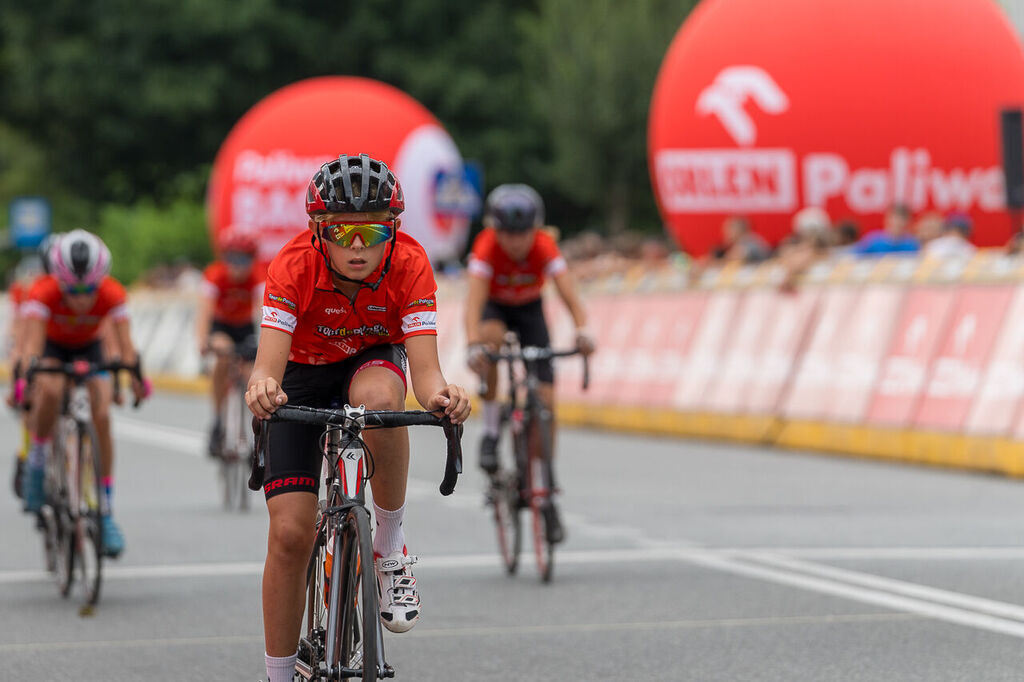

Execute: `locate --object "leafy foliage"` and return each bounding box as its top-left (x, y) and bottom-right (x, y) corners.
top-left (0, 0), bottom-right (695, 282)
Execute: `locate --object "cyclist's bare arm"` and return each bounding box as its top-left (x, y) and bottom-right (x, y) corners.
top-left (463, 273), bottom-right (490, 346)
top-left (195, 292), bottom-right (215, 354)
top-left (246, 327), bottom-right (291, 419)
top-left (405, 334), bottom-right (471, 424)
top-left (551, 270), bottom-right (594, 353)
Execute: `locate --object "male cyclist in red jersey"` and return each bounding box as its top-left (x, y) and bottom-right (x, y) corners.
top-left (8, 230), bottom-right (149, 557)
top-left (245, 154), bottom-right (470, 682)
top-left (196, 229), bottom-right (264, 457)
top-left (464, 184), bottom-right (593, 543)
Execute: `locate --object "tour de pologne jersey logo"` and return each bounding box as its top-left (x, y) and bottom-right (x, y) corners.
top-left (654, 65), bottom-right (1004, 215)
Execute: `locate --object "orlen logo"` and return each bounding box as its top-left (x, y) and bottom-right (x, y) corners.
top-left (656, 64), bottom-right (1004, 217)
top-left (696, 66), bottom-right (789, 147)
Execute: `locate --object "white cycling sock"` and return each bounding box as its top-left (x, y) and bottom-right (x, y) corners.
top-left (373, 502), bottom-right (406, 558)
top-left (265, 651), bottom-right (297, 682)
top-left (482, 401), bottom-right (500, 437)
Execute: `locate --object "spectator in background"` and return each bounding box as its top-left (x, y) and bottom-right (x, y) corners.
top-left (710, 215), bottom-right (770, 264)
top-left (923, 212), bottom-right (976, 260)
top-left (833, 219), bottom-right (861, 250)
top-left (851, 203), bottom-right (919, 256)
top-left (777, 206), bottom-right (832, 292)
top-left (913, 211), bottom-right (944, 250)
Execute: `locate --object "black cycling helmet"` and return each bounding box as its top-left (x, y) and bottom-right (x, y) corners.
top-left (306, 153), bottom-right (405, 217)
top-left (483, 184), bottom-right (544, 232)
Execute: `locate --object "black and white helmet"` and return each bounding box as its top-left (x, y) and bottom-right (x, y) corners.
top-left (483, 184), bottom-right (544, 232)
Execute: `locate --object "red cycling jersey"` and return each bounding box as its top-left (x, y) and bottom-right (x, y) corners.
top-left (21, 275), bottom-right (129, 347)
top-left (261, 231), bottom-right (438, 365)
top-left (201, 261), bottom-right (266, 326)
top-left (9, 280), bottom-right (25, 309)
top-left (466, 227), bottom-right (567, 306)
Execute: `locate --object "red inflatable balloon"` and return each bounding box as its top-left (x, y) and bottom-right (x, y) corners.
top-left (208, 77), bottom-right (476, 263)
top-left (649, 0), bottom-right (1024, 255)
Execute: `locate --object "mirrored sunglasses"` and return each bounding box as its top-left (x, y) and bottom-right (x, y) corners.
top-left (320, 221), bottom-right (394, 248)
top-left (63, 282), bottom-right (98, 295)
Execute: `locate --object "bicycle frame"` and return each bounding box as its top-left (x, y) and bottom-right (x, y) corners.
top-left (255, 403), bottom-right (463, 681)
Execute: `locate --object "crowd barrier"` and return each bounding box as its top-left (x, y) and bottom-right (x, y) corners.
top-left (5, 249), bottom-right (1024, 477)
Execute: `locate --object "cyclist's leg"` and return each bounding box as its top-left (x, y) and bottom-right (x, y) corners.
top-left (207, 326), bottom-right (235, 456)
top-left (261, 361), bottom-right (336, 680)
top-left (346, 345), bottom-right (421, 633)
top-left (87, 372), bottom-right (124, 555)
top-left (264, 490), bottom-right (318, 678)
top-left (478, 301), bottom-right (509, 473)
top-left (24, 347), bottom-right (66, 511)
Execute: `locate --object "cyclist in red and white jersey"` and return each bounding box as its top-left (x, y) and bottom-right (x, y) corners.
top-left (464, 184), bottom-right (593, 542)
top-left (7, 230), bottom-right (148, 556)
top-left (245, 154), bottom-right (470, 682)
top-left (196, 229), bottom-right (265, 457)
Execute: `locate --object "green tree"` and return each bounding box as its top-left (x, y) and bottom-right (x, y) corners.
top-left (522, 0), bottom-right (696, 233)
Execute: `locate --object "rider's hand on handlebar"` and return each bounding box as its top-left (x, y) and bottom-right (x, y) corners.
top-left (246, 377), bottom-right (288, 419)
top-left (575, 328), bottom-right (596, 356)
top-left (466, 343), bottom-right (491, 375)
top-left (425, 384), bottom-right (471, 424)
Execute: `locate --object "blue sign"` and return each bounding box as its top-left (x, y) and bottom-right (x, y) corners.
top-left (434, 163), bottom-right (483, 218)
top-left (10, 197), bottom-right (51, 250)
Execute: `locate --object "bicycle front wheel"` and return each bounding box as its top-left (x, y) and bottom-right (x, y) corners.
top-left (77, 420), bottom-right (103, 606)
top-left (491, 469), bottom-right (521, 576)
top-left (527, 408), bottom-right (556, 583)
top-left (335, 506), bottom-right (380, 681)
top-left (219, 388), bottom-right (250, 511)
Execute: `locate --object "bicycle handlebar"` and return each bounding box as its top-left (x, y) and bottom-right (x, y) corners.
top-left (479, 345), bottom-right (591, 393)
top-left (26, 360), bottom-right (149, 408)
top-left (254, 404), bottom-right (464, 496)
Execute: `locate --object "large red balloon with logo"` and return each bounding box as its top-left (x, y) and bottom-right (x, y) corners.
top-left (649, 0), bottom-right (1024, 255)
top-left (208, 77), bottom-right (472, 263)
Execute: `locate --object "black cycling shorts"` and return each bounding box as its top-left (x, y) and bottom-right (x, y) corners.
top-left (43, 339), bottom-right (104, 365)
top-left (482, 298), bottom-right (553, 383)
top-left (262, 344), bottom-right (408, 500)
top-left (211, 320), bottom-right (256, 346)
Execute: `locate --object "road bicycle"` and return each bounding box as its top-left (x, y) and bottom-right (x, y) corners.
top-left (26, 359), bottom-right (145, 607)
top-left (209, 337), bottom-right (258, 511)
top-left (250, 403), bottom-right (463, 681)
top-left (482, 334), bottom-right (588, 583)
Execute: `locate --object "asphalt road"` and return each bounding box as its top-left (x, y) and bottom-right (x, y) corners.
top-left (4, 391), bottom-right (1024, 681)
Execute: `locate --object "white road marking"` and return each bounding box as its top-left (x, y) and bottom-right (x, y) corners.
top-left (0, 612), bottom-right (920, 653)
top-left (96, 415), bottom-right (1024, 641)
top-left (678, 549), bottom-right (1024, 640)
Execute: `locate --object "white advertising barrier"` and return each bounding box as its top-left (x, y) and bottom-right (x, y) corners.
top-left (673, 291), bottom-right (740, 410)
top-left (780, 288), bottom-right (859, 420)
top-left (706, 289), bottom-right (776, 413)
top-left (965, 285), bottom-right (1024, 436)
top-left (864, 287), bottom-right (956, 428)
top-left (913, 285), bottom-right (1015, 431)
top-left (742, 288), bottom-right (818, 415)
top-left (825, 286), bottom-right (905, 423)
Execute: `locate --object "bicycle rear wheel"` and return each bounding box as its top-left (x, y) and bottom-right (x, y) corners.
top-left (336, 506), bottom-right (380, 681)
top-left (526, 408), bottom-right (555, 583)
top-left (77, 421), bottom-right (103, 606)
top-left (53, 417), bottom-right (77, 597)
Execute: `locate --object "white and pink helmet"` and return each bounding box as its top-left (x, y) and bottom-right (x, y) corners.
top-left (50, 229), bottom-right (111, 292)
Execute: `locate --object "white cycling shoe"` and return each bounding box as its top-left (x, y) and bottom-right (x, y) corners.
top-left (375, 549), bottom-right (420, 633)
